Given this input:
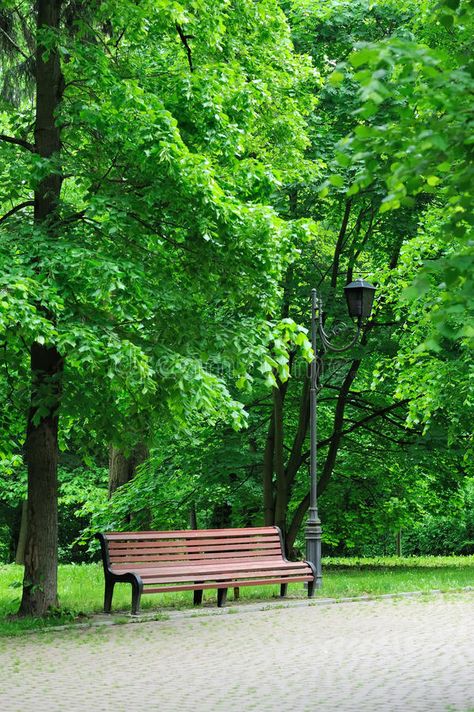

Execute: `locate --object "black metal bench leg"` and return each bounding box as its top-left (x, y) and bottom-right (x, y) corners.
top-left (131, 576), bottom-right (144, 615)
top-left (217, 588), bottom-right (228, 607)
top-left (104, 579), bottom-right (115, 613)
top-left (194, 589), bottom-right (203, 605)
top-left (307, 579), bottom-right (315, 598)
top-left (280, 583), bottom-right (288, 598)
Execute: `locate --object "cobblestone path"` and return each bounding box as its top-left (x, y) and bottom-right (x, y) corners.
top-left (1, 593), bottom-right (473, 711)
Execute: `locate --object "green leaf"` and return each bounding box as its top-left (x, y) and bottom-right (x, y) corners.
top-left (439, 12), bottom-right (454, 28)
top-left (328, 71), bottom-right (345, 86)
top-left (349, 48), bottom-right (380, 69)
top-left (328, 174), bottom-right (345, 188)
top-left (354, 125), bottom-right (375, 139)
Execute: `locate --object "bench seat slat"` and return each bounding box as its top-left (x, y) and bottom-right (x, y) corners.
top-left (112, 566), bottom-right (310, 582)
top-left (137, 569), bottom-right (310, 584)
top-left (111, 560), bottom-right (307, 576)
top-left (144, 576), bottom-right (313, 593)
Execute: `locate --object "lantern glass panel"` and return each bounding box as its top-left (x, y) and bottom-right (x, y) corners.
top-left (344, 280), bottom-right (376, 319)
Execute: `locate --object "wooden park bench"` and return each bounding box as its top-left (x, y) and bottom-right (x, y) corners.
top-left (96, 526), bottom-right (316, 614)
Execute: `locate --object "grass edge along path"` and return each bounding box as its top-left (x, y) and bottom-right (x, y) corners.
top-left (1, 555), bottom-right (473, 637)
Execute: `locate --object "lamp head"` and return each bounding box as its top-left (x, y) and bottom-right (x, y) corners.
top-left (344, 279), bottom-right (376, 320)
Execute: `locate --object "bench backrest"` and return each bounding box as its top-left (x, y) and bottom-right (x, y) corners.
top-left (101, 526), bottom-right (284, 570)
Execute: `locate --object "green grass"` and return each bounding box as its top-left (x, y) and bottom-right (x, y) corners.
top-left (1, 555), bottom-right (473, 637)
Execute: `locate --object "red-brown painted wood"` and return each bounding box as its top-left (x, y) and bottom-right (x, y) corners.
top-left (136, 569), bottom-right (310, 584)
top-left (97, 526), bottom-right (315, 613)
top-left (143, 576), bottom-right (312, 594)
top-left (105, 526), bottom-right (277, 540)
top-left (107, 532), bottom-right (280, 551)
top-left (109, 549), bottom-right (282, 561)
top-left (108, 545), bottom-right (280, 557)
top-left (111, 559), bottom-right (307, 573)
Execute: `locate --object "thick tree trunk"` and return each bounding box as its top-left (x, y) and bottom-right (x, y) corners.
top-left (108, 447), bottom-right (131, 497)
top-left (20, 344), bottom-right (63, 614)
top-left (108, 443), bottom-right (149, 497)
top-left (15, 500), bottom-right (28, 565)
top-left (19, 0), bottom-right (64, 616)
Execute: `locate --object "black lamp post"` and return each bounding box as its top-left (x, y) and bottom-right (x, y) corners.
top-left (306, 278), bottom-right (376, 591)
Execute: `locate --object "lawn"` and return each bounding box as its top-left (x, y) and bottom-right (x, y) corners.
top-left (1, 555), bottom-right (473, 636)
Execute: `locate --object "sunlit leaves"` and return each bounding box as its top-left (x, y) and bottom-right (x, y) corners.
top-left (0, 0), bottom-right (318, 459)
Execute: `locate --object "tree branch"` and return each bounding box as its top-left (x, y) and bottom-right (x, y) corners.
top-left (347, 208), bottom-right (378, 283)
top-left (0, 134), bottom-right (35, 152)
top-left (298, 397), bottom-right (412, 469)
top-left (286, 395), bottom-right (411, 552)
top-left (331, 199), bottom-right (352, 289)
top-left (0, 26), bottom-right (30, 61)
top-left (0, 201), bottom-right (35, 225)
top-left (285, 377), bottom-right (310, 491)
top-left (176, 23), bottom-right (194, 72)
top-left (344, 420), bottom-right (415, 446)
top-left (128, 212), bottom-right (196, 253)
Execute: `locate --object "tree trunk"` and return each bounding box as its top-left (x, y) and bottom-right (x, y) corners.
top-left (108, 447), bottom-right (131, 497)
top-left (273, 384), bottom-right (288, 537)
top-left (19, 0), bottom-right (64, 616)
top-left (262, 412), bottom-right (275, 525)
top-left (20, 344), bottom-right (63, 615)
top-left (331, 199), bottom-right (352, 289)
top-left (285, 357), bottom-right (362, 555)
top-left (286, 492), bottom-right (309, 556)
top-left (285, 377), bottom-right (310, 502)
top-left (210, 502), bottom-right (232, 529)
top-left (108, 443), bottom-right (149, 497)
top-left (189, 504), bottom-right (198, 529)
top-left (15, 500), bottom-right (28, 565)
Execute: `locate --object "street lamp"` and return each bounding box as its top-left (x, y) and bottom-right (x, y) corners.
top-left (306, 278), bottom-right (376, 591)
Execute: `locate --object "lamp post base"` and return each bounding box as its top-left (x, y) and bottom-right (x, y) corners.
top-left (305, 518), bottom-right (322, 591)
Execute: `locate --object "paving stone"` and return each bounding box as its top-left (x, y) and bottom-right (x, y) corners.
top-left (0, 593), bottom-right (473, 712)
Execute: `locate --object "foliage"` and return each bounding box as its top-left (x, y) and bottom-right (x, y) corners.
top-left (330, 0), bottom-right (474, 346)
top-left (0, 0), bottom-right (315, 458)
top-left (0, 460), bottom-right (107, 563)
top-left (76, 0), bottom-right (473, 558)
top-left (0, 0), bottom-right (472, 599)
top-left (403, 477), bottom-right (474, 556)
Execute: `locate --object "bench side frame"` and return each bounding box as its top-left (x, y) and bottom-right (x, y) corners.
top-left (275, 525), bottom-right (316, 597)
top-left (96, 533), bottom-right (144, 615)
